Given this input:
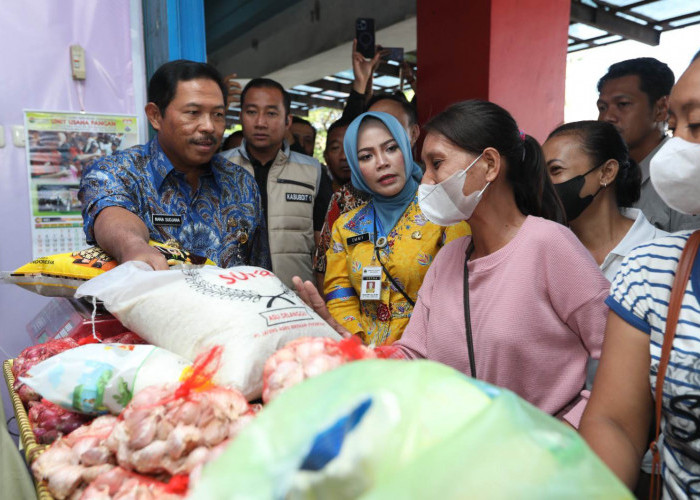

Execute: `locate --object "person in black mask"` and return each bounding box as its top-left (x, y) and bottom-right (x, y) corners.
top-left (543, 120), bottom-right (668, 281)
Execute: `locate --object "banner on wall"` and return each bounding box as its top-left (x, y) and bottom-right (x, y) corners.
top-left (24, 111), bottom-right (139, 259)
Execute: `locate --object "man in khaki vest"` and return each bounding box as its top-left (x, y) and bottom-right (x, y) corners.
top-left (222, 78), bottom-right (331, 288)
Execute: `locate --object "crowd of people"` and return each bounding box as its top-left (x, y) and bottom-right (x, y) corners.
top-left (75, 42), bottom-right (700, 497)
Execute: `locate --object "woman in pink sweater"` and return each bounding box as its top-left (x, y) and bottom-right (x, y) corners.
top-left (295, 100), bottom-right (609, 428)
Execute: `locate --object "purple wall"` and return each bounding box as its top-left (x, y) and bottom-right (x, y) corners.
top-left (0, 1), bottom-right (145, 416)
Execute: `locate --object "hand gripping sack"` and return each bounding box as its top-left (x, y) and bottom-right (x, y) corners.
top-left (191, 360), bottom-right (633, 500)
top-left (75, 262), bottom-right (340, 400)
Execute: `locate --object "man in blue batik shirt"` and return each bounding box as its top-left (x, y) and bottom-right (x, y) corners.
top-left (79, 60), bottom-right (270, 270)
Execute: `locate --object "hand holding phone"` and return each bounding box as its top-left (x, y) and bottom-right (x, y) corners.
top-left (355, 18), bottom-right (375, 59)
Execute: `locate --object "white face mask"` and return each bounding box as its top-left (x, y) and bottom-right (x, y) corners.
top-left (418, 154), bottom-right (489, 226)
top-left (650, 137), bottom-right (700, 215)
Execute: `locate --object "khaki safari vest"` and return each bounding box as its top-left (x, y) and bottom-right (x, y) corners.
top-left (223, 141), bottom-right (321, 288)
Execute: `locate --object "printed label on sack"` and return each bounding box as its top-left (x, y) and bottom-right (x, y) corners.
top-left (152, 214), bottom-right (183, 226)
top-left (286, 193), bottom-right (313, 203)
top-left (259, 306), bottom-right (314, 326)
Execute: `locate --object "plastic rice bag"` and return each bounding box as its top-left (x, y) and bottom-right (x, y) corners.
top-left (2, 239), bottom-right (215, 297)
top-left (75, 262), bottom-right (341, 400)
top-left (20, 344), bottom-right (191, 414)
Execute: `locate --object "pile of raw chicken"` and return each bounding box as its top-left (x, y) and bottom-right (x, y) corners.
top-left (12, 331), bottom-right (391, 499)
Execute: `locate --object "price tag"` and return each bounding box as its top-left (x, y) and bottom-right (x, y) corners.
top-left (360, 266), bottom-right (382, 300)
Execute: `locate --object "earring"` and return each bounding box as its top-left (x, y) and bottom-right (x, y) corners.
top-left (603, 182), bottom-right (607, 188)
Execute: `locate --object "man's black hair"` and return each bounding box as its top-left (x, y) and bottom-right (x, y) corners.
top-left (292, 116), bottom-right (316, 139)
top-left (240, 78), bottom-right (291, 116)
top-left (597, 57), bottom-right (675, 106)
top-left (327, 117), bottom-right (352, 137)
top-left (221, 130), bottom-right (243, 151)
top-left (366, 92), bottom-right (418, 126)
top-left (148, 59), bottom-right (227, 116)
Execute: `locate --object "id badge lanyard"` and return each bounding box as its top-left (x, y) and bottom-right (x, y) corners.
top-left (370, 206), bottom-right (416, 307)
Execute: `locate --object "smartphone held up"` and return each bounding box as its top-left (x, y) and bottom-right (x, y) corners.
top-left (355, 18), bottom-right (375, 58)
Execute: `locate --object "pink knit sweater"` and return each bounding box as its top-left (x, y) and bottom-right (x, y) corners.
top-left (394, 216), bottom-right (609, 427)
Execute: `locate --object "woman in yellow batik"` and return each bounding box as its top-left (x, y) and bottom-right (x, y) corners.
top-left (324, 111), bottom-right (468, 346)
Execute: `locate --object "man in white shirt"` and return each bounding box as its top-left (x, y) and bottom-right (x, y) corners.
top-left (597, 57), bottom-right (699, 231)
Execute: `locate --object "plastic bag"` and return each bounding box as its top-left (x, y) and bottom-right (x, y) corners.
top-left (20, 343), bottom-right (191, 414)
top-left (31, 415), bottom-right (118, 498)
top-left (104, 347), bottom-right (256, 477)
top-left (2, 239), bottom-right (215, 297)
top-left (75, 262), bottom-right (341, 400)
top-left (79, 466), bottom-right (186, 500)
top-left (32, 347), bottom-right (253, 500)
top-left (28, 399), bottom-right (93, 444)
top-left (12, 337), bottom-right (79, 403)
top-left (191, 360), bottom-right (632, 500)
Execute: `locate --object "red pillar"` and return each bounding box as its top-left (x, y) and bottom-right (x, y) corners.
top-left (417, 0), bottom-right (571, 143)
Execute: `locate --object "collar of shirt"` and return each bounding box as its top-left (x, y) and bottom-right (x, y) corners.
top-left (239, 138), bottom-right (290, 165)
top-left (639, 136), bottom-right (670, 185)
top-left (609, 207), bottom-right (664, 259)
top-left (323, 164), bottom-right (343, 192)
top-left (148, 136), bottom-right (219, 192)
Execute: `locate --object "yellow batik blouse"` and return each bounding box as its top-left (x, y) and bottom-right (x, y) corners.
top-left (324, 194), bottom-right (469, 346)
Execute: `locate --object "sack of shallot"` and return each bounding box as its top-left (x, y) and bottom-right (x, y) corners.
top-left (31, 415), bottom-right (119, 499)
top-left (105, 346), bottom-right (258, 477)
top-left (262, 336), bottom-right (377, 403)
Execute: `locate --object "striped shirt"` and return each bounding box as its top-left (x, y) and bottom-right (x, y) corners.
top-left (607, 231), bottom-right (700, 498)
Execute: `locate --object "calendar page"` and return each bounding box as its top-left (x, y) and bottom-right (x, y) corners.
top-left (32, 216), bottom-right (87, 258)
top-left (24, 111), bottom-right (139, 259)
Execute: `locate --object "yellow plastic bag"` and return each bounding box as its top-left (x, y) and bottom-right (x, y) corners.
top-left (2, 240), bottom-right (214, 297)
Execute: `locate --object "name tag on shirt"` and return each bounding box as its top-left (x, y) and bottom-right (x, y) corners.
top-left (360, 266), bottom-right (382, 301)
top-left (286, 193), bottom-right (313, 203)
top-left (347, 233), bottom-right (370, 246)
top-left (152, 214), bottom-right (182, 226)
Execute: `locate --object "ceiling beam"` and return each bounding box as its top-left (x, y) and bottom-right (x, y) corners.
top-left (306, 78), bottom-right (353, 95)
top-left (375, 62), bottom-right (417, 78)
top-left (570, 2), bottom-right (660, 46)
top-left (289, 94), bottom-right (346, 110)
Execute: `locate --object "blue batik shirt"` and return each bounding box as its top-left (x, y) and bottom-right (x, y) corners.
top-left (79, 136), bottom-right (271, 269)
